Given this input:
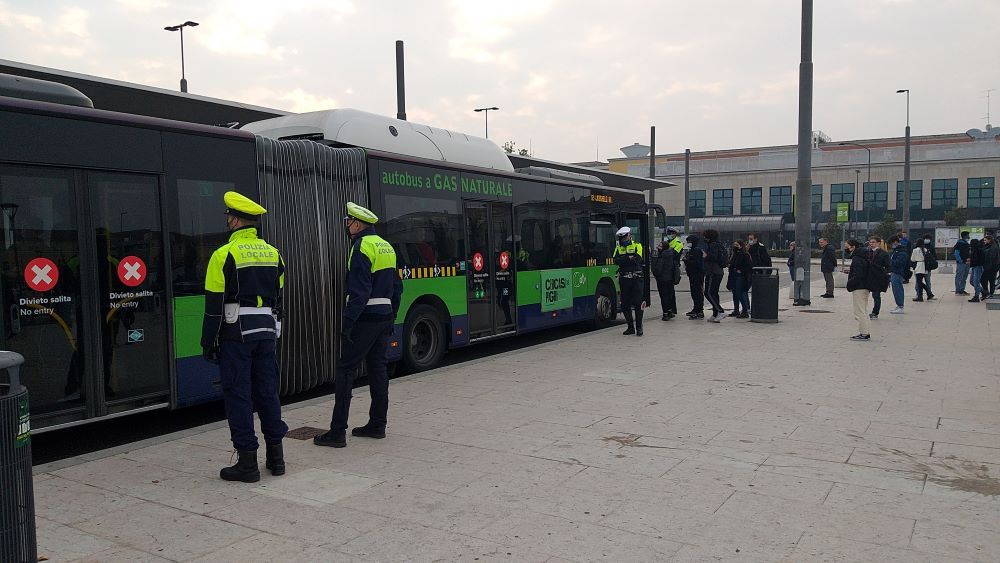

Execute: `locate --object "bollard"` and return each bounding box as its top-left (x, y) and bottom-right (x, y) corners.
top-left (750, 267), bottom-right (780, 323)
top-left (0, 351), bottom-right (36, 563)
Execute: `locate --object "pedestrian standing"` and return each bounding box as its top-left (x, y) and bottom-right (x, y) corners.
top-left (953, 231), bottom-right (971, 295)
top-left (969, 238), bottom-right (985, 302)
top-left (684, 235), bottom-right (706, 319)
top-left (845, 239), bottom-right (877, 341)
top-left (652, 228), bottom-right (683, 320)
top-left (315, 202), bottom-right (403, 448)
top-left (202, 192), bottom-right (287, 482)
top-left (702, 229), bottom-right (727, 323)
top-left (981, 234), bottom-right (999, 299)
top-left (887, 236), bottom-right (908, 313)
top-left (747, 233), bottom-right (772, 268)
top-left (726, 240), bottom-right (752, 318)
top-left (786, 241), bottom-right (796, 284)
top-left (613, 226), bottom-right (645, 336)
top-left (867, 236), bottom-right (890, 319)
top-left (910, 238), bottom-right (935, 301)
top-left (819, 238), bottom-right (837, 298)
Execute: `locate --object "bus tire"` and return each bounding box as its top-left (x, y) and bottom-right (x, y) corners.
top-left (402, 304), bottom-right (447, 373)
top-left (593, 281), bottom-right (618, 328)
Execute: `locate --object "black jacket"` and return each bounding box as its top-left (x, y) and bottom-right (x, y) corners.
top-left (820, 245), bottom-right (837, 273)
top-left (727, 250), bottom-right (753, 290)
top-left (970, 242), bottom-right (985, 267)
top-left (704, 241), bottom-right (726, 276)
top-left (683, 245), bottom-right (704, 277)
top-left (652, 245), bottom-right (681, 282)
top-left (846, 248), bottom-right (886, 292)
top-left (870, 248), bottom-right (890, 293)
top-left (748, 242), bottom-right (771, 268)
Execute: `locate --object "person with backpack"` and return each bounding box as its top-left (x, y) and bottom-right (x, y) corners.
top-left (701, 229), bottom-right (727, 323)
top-left (867, 236), bottom-right (890, 319)
top-left (684, 234), bottom-right (706, 319)
top-left (726, 240), bottom-right (752, 318)
top-left (968, 238), bottom-right (986, 302)
top-left (911, 238), bottom-right (936, 302)
top-left (652, 229), bottom-right (683, 320)
top-left (887, 236), bottom-right (909, 313)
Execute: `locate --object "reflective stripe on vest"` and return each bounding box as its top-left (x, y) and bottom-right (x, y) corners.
top-left (613, 241), bottom-right (644, 258)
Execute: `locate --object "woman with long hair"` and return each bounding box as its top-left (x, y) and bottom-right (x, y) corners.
top-left (727, 240), bottom-right (752, 318)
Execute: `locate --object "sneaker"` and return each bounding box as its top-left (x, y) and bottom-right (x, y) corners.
top-left (727, 312), bottom-right (740, 318)
top-left (969, 296), bottom-right (981, 303)
top-left (869, 313), bottom-right (878, 319)
top-left (313, 431), bottom-right (346, 448)
top-left (707, 315), bottom-right (721, 323)
top-left (688, 313), bottom-right (704, 320)
top-left (623, 326), bottom-right (636, 335)
top-left (958, 291), bottom-right (970, 296)
top-left (890, 307), bottom-right (904, 314)
top-left (820, 294), bottom-right (834, 298)
top-left (926, 294), bottom-right (935, 301)
top-left (737, 312), bottom-right (749, 319)
top-left (850, 334), bottom-right (871, 341)
top-left (912, 297), bottom-right (923, 302)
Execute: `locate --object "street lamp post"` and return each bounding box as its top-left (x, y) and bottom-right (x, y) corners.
top-left (473, 106), bottom-right (499, 138)
top-left (164, 21), bottom-right (199, 93)
top-left (897, 89), bottom-right (910, 231)
top-left (854, 169), bottom-right (861, 238)
top-left (839, 142), bottom-right (871, 233)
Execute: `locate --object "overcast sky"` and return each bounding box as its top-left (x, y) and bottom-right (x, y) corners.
top-left (2, 0), bottom-right (998, 162)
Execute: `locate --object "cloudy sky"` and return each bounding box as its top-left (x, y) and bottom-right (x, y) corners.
top-left (1, 0), bottom-right (998, 162)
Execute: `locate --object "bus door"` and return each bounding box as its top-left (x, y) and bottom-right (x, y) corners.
top-left (0, 165), bottom-right (171, 426)
top-left (464, 201), bottom-right (516, 339)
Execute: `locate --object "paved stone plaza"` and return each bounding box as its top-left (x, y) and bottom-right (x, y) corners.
top-left (33, 279), bottom-right (1000, 562)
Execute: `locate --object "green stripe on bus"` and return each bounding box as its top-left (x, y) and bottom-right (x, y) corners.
top-left (174, 295), bottom-right (205, 358)
top-left (515, 265), bottom-right (619, 306)
top-left (397, 276), bottom-right (467, 320)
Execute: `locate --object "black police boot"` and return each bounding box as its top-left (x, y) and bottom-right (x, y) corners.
top-left (622, 324), bottom-right (635, 335)
top-left (265, 442), bottom-right (285, 476)
top-left (352, 424), bottom-right (386, 439)
top-left (313, 431), bottom-right (346, 448)
top-left (635, 311), bottom-right (644, 337)
top-left (220, 449), bottom-right (260, 483)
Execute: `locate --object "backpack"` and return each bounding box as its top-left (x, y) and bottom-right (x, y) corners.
top-left (924, 248), bottom-right (938, 271)
top-left (715, 243), bottom-right (729, 269)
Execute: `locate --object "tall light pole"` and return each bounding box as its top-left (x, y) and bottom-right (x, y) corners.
top-left (839, 142), bottom-right (871, 231)
top-left (473, 106), bottom-right (499, 138)
top-left (897, 89), bottom-right (910, 231)
top-left (854, 169), bottom-right (861, 237)
top-left (164, 21), bottom-right (199, 93)
top-left (792, 0), bottom-right (814, 306)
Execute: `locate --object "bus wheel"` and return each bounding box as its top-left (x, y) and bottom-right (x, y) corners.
top-left (403, 304), bottom-right (446, 372)
top-left (594, 283), bottom-right (617, 328)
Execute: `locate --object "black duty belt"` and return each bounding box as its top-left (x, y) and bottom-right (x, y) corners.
top-left (620, 272), bottom-right (642, 279)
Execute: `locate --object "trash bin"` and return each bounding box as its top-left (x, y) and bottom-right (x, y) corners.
top-left (750, 267), bottom-right (779, 323)
top-left (0, 351), bottom-right (36, 563)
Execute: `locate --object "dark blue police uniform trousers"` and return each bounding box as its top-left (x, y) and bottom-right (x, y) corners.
top-left (219, 338), bottom-right (288, 451)
top-left (330, 319), bottom-right (391, 433)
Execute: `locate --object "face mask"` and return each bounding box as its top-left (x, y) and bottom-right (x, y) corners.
top-left (667, 235), bottom-right (675, 241)
top-left (923, 239), bottom-right (931, 244)
top-left (748, 239), bottom-right (755, 245)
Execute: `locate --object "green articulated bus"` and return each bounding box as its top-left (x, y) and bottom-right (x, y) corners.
top-left (0, 84), bottom-right (667, 431)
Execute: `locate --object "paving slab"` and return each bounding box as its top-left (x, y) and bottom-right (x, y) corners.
top-left (31, 278), bottom-right (1000, 562)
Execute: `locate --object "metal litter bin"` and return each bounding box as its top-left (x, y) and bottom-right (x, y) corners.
top-left (0, 351), bottom-right (36, 563)
top-left (750, 267), bottom-right (779, 323)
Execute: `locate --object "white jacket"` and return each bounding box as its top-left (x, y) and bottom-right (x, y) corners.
top-left (911, 247), bottom-right (926, 275)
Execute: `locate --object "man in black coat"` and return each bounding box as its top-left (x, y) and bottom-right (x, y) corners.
top-left (683, 235), bottom-right (706, 319)
top-left (747, 233), bottom-right (772, 268)
top-left (845, 239), bottom-right (884, 341)
top-left (819, 238), bottom-right (838, 298)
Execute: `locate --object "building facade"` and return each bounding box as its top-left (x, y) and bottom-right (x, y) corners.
top-left (608, 128), bottom-right (1000, 247)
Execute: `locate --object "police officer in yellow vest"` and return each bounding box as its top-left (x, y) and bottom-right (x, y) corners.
top-left (202, 192), bottom-right (287, 482)
top-left (613, 226), bottom-right (645, 336)
top-left (315, 202), bottom-right (403, 448)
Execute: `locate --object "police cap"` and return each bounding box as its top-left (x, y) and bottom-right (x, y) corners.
top-left (616, 226), bottom-right (631, 237)
top-left (345, 202), bottom-right (378, 224)
top-left (224, 191), bottom-right (267, 220)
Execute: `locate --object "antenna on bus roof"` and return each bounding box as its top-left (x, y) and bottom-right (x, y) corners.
top-left (395, 40), bottom-right (407, 121)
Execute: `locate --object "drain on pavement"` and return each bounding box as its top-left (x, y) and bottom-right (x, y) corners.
top-left (285, 426), bottom-right (327, 440)
top-left (800, 309), bottom-right (834, 313)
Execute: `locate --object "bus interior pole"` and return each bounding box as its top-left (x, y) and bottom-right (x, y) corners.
top-left (684, 148), bottom-right (690, 232)
top-left (395, 40), bottom-right (406, 121)
top-left (793, 0), bottom-right (814, 305)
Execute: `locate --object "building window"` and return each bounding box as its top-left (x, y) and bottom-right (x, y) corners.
top-left (967, 177), bottom-right (995, 208)
top-left (689, 190), bottom-right (706, 218)
top-left (863, 181), bottom-right (888, 213)
top-left (769, 186), bottom-right (792, 214)
top-left (811, 184), bottom-right (823, 214)
top-left (712, 189), bottom-right (733, 216)
top-left (740, 187), bottom-right (762, 214)
top-left (895, 180), bottom-right (922, 210)
top-left (830, 183), bottom-right (854, 207)
top-left (931, 178), bottom-right (958, 209)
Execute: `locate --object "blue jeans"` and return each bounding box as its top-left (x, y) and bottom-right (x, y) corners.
top-left (955, 262), bottom-right (969, 292)
top-left (871, 291), bottom-right (881, 316)
top-left (732, 276), bottom-right (751, 314)
top-left (890, 273), bottom-right (905, 307)
top-left (970, 266), bottom-right (984, 298)
top-left (924, 272), bottom-right (932, 293)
